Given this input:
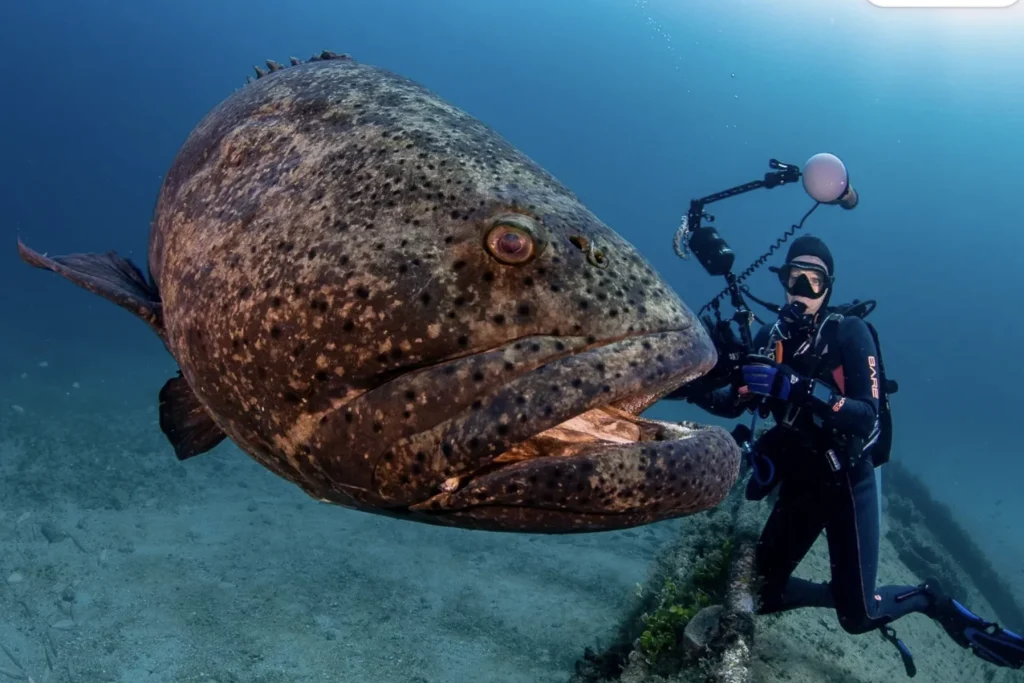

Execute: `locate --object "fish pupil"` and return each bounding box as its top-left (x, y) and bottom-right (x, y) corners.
top-left (498, 231), bottom-right (526, 256)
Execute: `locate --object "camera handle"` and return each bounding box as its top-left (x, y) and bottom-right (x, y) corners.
top-left (678, 159), bottom-right (802, 354)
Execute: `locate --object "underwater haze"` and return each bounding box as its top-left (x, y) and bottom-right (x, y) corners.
top-left (1, 0), bottom-right (1023, 682)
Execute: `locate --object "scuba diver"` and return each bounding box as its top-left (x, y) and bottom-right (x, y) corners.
top-left (667, 233), bottom-right (1024, 672)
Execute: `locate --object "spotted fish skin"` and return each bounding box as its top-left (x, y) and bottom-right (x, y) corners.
top-left (18, 51), bottom-right (741, 533)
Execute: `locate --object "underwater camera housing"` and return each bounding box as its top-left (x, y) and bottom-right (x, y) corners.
top-left (672, 153), bottom-right (858, 395)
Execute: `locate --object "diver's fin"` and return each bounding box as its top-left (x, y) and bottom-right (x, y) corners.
top-left (17, 239), bottom-right (163, 336)
top-left (158, 373), bottom-right (227, 460)
top-left (944, 599), bottom-right (1024, 669)
top-left (924, 577), bottom-right (1024, 669)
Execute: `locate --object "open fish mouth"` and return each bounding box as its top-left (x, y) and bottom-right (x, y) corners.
top-left (364, 326), bottom-right (743, 531)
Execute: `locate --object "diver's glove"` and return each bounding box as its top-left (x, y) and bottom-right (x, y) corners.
top-left (740, 358), bottom-right (810, 405)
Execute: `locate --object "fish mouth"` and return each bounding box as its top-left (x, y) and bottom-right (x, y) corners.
top-left (477, 331), bottom-right (719, 468)
top-left (369, 325), bottom-right (743, 531)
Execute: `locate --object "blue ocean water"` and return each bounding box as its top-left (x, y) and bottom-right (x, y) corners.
top-left (1, 0), bottom-right (1022, 681)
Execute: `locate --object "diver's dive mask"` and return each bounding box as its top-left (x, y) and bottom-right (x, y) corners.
top-left (771, 260), bottom-right (832, 300)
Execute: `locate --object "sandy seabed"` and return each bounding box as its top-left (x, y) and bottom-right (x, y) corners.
top-left (1, 367), bottom-right (1021, 683)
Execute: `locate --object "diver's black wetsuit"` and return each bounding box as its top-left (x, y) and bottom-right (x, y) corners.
top-left (672, 312), bottom-right (933, 634)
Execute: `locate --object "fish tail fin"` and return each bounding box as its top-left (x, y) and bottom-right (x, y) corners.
top-left (17, 239), bottom-right (164, 336)
top-left (159, 373), bottom-right (227, 460)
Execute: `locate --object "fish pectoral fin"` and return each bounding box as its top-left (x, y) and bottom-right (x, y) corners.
top-left (158, 373), bottom-right (227, 460)
top-left (17, 239), bottom-right (163, 334)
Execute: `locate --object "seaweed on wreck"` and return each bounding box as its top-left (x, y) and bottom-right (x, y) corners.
top-left (571, 488), bottom-right (749, 683)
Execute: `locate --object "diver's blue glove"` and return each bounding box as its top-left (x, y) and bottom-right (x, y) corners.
top-left (741, 360), bottom-right (809, 404)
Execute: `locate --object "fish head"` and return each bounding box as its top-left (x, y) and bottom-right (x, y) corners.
top-left (270, 61), bottom-right (742, 531)
top-left (149, 56), bottom-right (741, 532)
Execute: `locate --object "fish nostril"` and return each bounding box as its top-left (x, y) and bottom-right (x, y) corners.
top-left (569, 234), bottom-right (608, 269)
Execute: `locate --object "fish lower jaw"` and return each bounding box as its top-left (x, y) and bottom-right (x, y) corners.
top-left (406, 396), bottom-right (741, 532)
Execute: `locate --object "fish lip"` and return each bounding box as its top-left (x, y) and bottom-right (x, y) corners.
top-left (492, 322), bottom-right (718, 415)
top-left (369, 321), bottom-right (713, 425)
top-left (543, 324), bottom-right (718, 419)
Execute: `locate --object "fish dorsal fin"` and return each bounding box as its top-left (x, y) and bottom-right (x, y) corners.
top-left (158, 373), bottom-right (227, 460)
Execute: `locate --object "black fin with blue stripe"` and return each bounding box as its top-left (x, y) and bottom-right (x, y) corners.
top-left (948, 599), bottom-right (1024, 669)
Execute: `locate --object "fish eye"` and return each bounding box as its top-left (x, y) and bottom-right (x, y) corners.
top-left (484, 215), bottom-right (540, 266)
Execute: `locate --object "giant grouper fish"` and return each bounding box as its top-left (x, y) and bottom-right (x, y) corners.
top-left (17, 50), bottom-right (741, 533)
